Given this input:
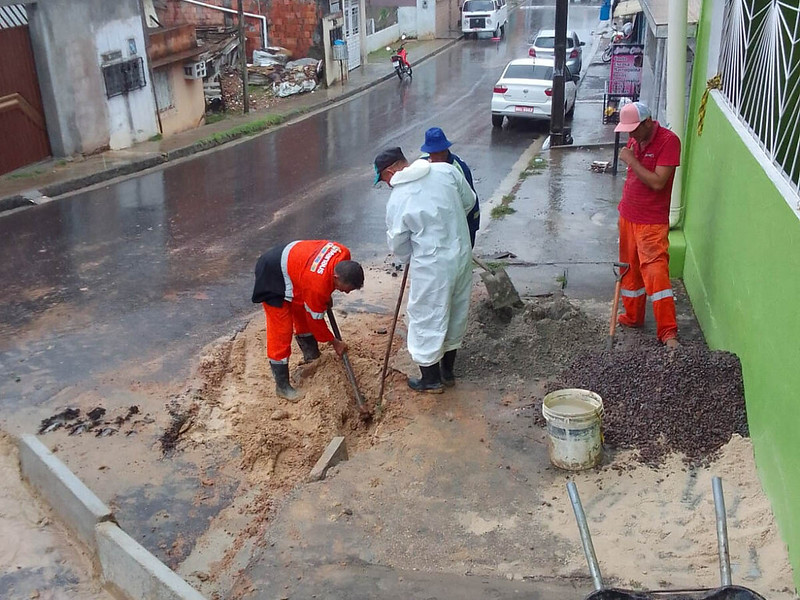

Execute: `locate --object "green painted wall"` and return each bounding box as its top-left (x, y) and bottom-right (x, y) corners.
top-left (681, 0), bottom-right (800, 589)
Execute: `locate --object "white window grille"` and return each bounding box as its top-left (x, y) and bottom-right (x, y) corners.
top-left (718, 0), bottom-right (800, 193)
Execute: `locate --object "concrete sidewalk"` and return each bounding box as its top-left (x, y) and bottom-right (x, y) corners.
top-left (0, 37), bottom-right (457, 212)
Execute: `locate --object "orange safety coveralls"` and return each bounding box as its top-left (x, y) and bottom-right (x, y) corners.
top-left (618, 217), bottom-right (677, 341)
top-left (617, 122), bottom-right (680, 343)
top-left (254, 241), bottom-right (350, 363)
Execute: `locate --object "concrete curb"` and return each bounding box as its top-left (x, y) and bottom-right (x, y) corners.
top-left (18, 434), bottom-right (115, 553)
top-left (0, 37), bottom-right (462, 210)
top-left (17, 434), bottom-right (207, 600)
top-left (308, 436), bottom-right (348, 482)
top-left (97, 522), bottom-right (206, 600)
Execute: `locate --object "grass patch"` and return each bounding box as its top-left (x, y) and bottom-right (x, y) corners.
top-left (491, 193), bottom-right (517, 219)
top-left (205, 113), bottom-right (227, 125)
top-left (519, 154), bottom-right (547, 179)
top-left (6, 168), bottom-right (45, 180)
top-left (197, 114), bottom-right (288, 146)
top-left (56, 160), bottom-right (68, 167)
top-left (367, 37), bottom-right (419, 62)
top-left (148, 133), bottom-right (163, 142)
top-left (491, 192), bottom-right (517, 219)
top-left (486, 261), bottom-right (508, 270)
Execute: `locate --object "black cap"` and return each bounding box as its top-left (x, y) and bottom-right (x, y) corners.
top-left (373, 147), bottom-right (406, 184)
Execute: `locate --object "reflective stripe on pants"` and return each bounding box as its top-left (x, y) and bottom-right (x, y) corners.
top-left (263, 301), bottom-right (313, 362)
top-left (618, 216), bottom-right (677, 342)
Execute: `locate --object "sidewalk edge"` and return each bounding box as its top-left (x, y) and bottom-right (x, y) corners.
top-left (0, 38), bottom-right (461, 208)
top-left (17, 433), bottom-right (207, 600)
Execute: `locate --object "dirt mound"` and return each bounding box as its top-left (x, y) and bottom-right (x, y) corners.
top-left (537, 345), bottom-right (748, 465)
top-left (460, 293), bottom-right (607, 383)
top-left (163, 310), bottom-right (432, 490)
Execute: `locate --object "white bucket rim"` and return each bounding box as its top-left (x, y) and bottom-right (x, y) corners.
top-left (542, 388), bottom-right (604, 425)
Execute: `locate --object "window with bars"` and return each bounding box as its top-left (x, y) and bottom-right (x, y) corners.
top-left (718, 0), bottom-right (800, 193)
top-left (102, 57), bottom-right (146, 99)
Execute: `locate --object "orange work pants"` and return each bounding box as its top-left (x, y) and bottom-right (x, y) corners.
top-left (618, 216), bottom-right (677, 342)
top-left (262, 301), bottom-right (312, 363)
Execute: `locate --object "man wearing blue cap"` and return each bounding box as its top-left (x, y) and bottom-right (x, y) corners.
top-left (421, 127), bottom-right (480, 248)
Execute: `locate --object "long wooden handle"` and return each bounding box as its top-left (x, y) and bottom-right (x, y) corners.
top-left (378, 264), bottom-right (410, 409)
top-left (326, 308), bottom-right (368, 413)
top-left (606, 280), bottom-right (623, 350)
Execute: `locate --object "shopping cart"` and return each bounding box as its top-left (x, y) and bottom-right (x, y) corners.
top-left (568, 477), bottom-right (766, 600)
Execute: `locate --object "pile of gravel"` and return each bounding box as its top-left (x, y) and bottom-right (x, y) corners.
top-left (543, 345), bottom-right (749, 465)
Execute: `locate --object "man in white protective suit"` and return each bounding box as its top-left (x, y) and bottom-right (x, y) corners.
top-left (373, 146), bottom-right (476, 394)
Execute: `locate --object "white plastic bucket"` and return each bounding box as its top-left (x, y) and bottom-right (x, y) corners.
top-left (542, 389), bottom-right (604, 471)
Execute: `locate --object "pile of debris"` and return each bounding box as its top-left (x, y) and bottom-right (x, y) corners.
top-left (251, 47), bottom-right (321, 97)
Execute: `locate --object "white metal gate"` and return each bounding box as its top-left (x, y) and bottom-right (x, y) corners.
top-left (343, 0), bottom-right (361, 70)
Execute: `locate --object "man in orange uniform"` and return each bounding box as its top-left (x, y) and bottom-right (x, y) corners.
top-left (614, 102), bottom-right (681, 348)
top-left (251, 241), bottom-right (364, 401)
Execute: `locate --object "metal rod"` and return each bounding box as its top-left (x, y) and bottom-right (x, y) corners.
top-left (567, 482), bottom-right (604, 591)
top-left (712, 476), bottom-right (733, 587)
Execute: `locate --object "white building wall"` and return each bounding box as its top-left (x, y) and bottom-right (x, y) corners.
top-left (94, 17), bottom-right (159, 149)
top-left (398, 7), bottom-right (417, 37)
top-left (416, 0), bottom-right (436, 38)
top-left (365, 23), bottom-right (400, 53)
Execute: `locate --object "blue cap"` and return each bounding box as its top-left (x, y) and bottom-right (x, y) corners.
top-left (420, 127), bottom-right (453, 153)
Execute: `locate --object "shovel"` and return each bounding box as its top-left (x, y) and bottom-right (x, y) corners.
top-left (606, 261), bottom-right (630, 350)
top-left (472, 255), bottom-right (522, 310)
top-left (326, 308), bottom-right (371, 417)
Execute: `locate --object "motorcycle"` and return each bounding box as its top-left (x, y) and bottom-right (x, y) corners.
top-left (387, 35), bottom-right (412, 81)
top-left (602, 23), bottom-right (628, 63)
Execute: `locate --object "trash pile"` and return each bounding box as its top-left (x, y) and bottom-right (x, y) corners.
top-left (252, 47), bottom-right (321, 98)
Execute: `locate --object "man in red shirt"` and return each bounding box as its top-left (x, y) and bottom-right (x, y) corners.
top-left (252, 241), bottom-right (364, 400)
top-left (614, 102), bottom-right (681, 348)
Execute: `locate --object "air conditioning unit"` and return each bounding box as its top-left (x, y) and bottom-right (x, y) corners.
top-left (184, 61), bottom-right (206, 80)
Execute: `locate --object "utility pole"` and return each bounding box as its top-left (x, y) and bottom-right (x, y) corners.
top-left (238, 0), bottom-right (250, 114)
top-left (550, 0), bottom-right (568, 145)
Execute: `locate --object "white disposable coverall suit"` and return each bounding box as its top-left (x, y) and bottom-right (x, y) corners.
top-left (386, 159), bottom-right (476, 366)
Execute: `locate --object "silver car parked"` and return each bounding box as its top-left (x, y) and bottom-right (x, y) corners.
top-left (529, 29), bottom-right (585, 74)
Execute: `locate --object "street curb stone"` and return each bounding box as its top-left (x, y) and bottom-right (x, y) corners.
top-left (96, 521), bottom-right (207, 600)
top-left (308, 436), bottom-right (348, 482)
top-left (18, 433), bottom-right (115, 553)
top-left (17, 433), bottom-right (207, 600)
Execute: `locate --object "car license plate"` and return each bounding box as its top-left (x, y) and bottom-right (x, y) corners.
top-left (392, 60), bottom-right (400, 68)
top-left (515, 106), bottom-right (536, 113)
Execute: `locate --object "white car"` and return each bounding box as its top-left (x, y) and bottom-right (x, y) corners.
top-left (461, 0), bottom-right (508, 38)
top-left (491, 58), bottom-right (578, 127)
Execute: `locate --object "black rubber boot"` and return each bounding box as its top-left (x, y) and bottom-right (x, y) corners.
top-left (408, 364), bottom-right (444, 394)
top-left (440, 350), bottom-right (457, 387)
top-left (269, 362), bottom-right (301, 402)
top-left (295, 334), bottom-right (321, 362)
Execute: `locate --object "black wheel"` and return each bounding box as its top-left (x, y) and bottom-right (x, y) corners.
top-left (602, 45), bottom-right (612, 63)
top-left (566, 100), bottom-right (575, 118)
top-left (396, 69), bottom-right (403, 80)
top-left (492, 114), bottom-right (504, 128)
top-left (500, 23), bottom-right (506, 36)
top-left (407, 65), bottom-right (413, 78)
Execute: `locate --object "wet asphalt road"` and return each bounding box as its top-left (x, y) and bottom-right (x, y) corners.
top-left (0, 0), bottom-right (601, 565)
top-left (0, 1), bottom-right (600, 414)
